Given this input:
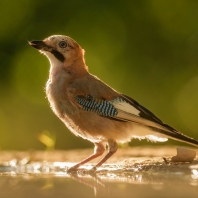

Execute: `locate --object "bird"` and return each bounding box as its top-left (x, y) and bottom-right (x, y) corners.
top-left (29, 35), bottom-right (198, 172)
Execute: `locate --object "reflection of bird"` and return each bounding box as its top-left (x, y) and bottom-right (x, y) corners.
top-left (29, 35), bottom-right (198, 171)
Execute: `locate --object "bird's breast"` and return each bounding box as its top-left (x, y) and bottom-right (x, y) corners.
top-left (45, 75), bottom-right (77, 118)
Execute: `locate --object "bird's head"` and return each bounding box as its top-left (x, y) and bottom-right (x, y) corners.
top-left (29, 35), bottom-right (86, 71)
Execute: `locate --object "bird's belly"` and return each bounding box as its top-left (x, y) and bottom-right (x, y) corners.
top-left (62, 110), bottom-right (168, 143)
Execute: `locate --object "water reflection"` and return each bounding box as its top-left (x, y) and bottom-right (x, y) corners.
top-left (0, 161), bottom-right (198, 197)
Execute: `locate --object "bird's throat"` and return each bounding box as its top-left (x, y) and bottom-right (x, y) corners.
top-left (50, 49), bottom-right (65, 62)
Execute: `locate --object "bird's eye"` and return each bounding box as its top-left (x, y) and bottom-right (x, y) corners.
top-left (59, 41), bottom-right (68, 48)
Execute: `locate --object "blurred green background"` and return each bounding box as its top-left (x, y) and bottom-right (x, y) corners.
top-left (1, 0), bottom-right (198, 150)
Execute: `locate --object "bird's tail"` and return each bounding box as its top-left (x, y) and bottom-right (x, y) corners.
top-left (150, 126), bottom-right (198, 147)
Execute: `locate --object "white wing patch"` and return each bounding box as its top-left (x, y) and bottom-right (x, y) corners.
top-left (110, 98), bottom-right (140, 116)
top-left (110, 97), bottom-right (172, 133)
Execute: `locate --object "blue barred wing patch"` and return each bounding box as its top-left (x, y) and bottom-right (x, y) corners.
top-left (75, 95), bottom-right (118, 117)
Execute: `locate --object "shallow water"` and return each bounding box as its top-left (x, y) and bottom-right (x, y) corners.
top-left (0, 148), bottom-right (198, 198)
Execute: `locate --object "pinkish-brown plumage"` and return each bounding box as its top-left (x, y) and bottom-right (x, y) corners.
top-left (29, 35), bottom-right (198, 172)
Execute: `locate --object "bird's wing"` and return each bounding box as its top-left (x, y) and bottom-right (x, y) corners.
top-left (75, 92), bottom-right (179, 135)
top-left (71, 74), bottom-right (180, 134)
top-left (72, 75), bottom-right (198, 147)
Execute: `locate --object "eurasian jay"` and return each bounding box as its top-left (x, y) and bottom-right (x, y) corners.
top-left (29, 35), bottom-right (198, 172)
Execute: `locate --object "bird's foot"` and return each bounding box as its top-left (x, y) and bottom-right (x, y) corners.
top-left (67, 166), bottom-right (97, 175)
top-left (67, 165), bottom-right (79, 174)
top-left (89, 166), bottom-right (97, 173)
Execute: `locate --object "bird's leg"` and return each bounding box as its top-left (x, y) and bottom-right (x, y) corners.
top-left (91, 139), bottom-right (118, 171)
top-left (68, 142), bottom-right (105, 172)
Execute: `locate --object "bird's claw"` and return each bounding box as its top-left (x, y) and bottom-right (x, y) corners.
top-left (89, 166), bottom-right (97, 172)
top-left (67, 166), bottom-right (97, 175)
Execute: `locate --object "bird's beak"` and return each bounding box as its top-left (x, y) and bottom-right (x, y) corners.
top-left (29, 40), bottom-right (51, 51)
top-left (29, 40), bottom-right (65, 62)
